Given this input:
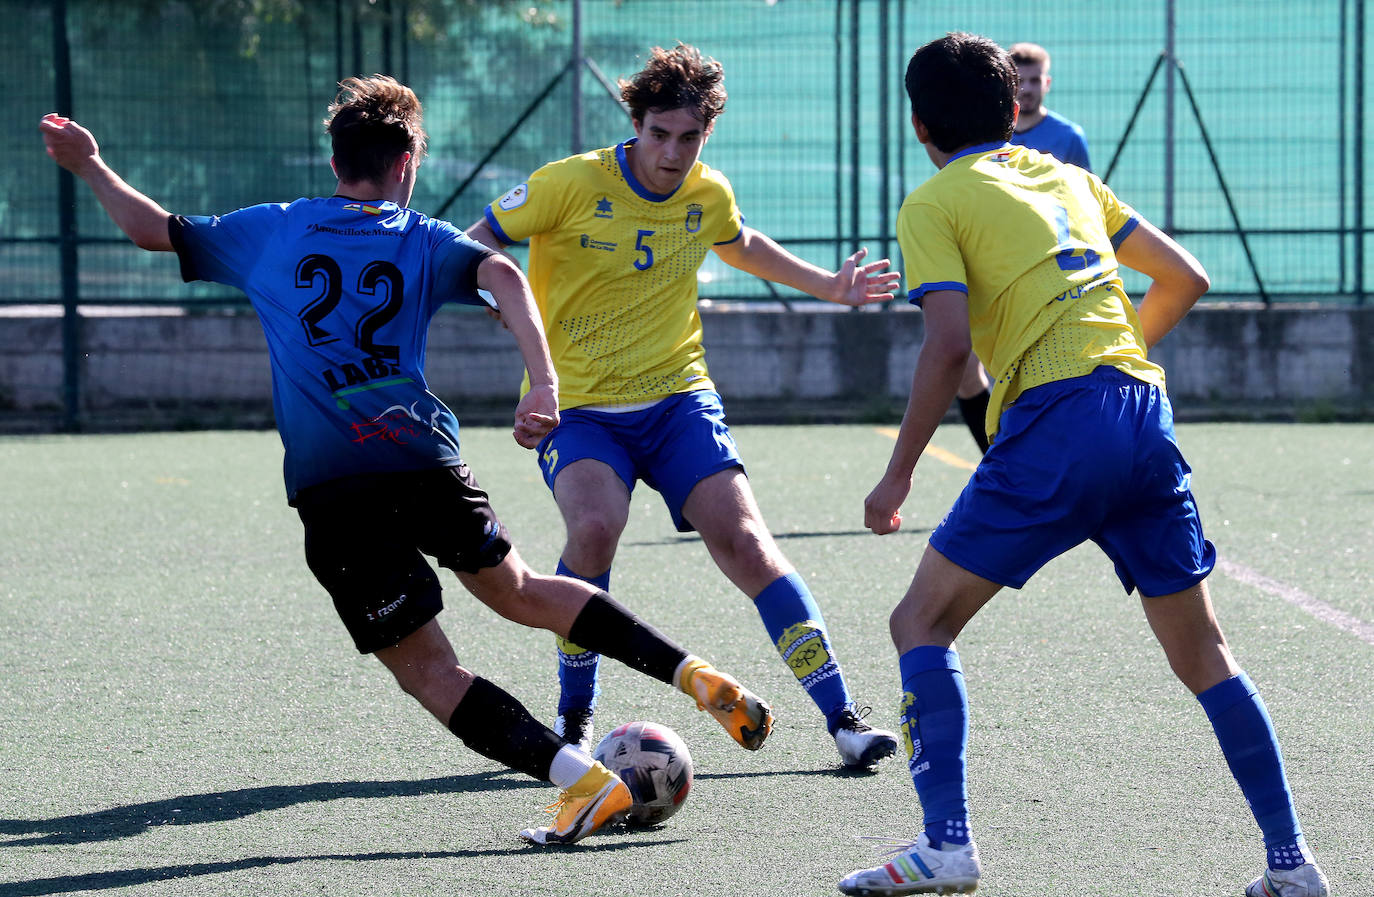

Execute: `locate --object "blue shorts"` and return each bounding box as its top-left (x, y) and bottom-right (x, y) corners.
top-left (930, 366), bottom-right (1215, 597)
top-left (534, 390), bottom-right (744, 532)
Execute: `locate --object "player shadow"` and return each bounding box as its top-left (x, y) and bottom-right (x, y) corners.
top-left (626, 526), bottom-right (927, 547)
top-left (771, 527), bottom-right (930, 539)
top-left (1, 841), bottom-right (663, 897)
top-left (0, 770), bottom-right (539, 848)
top-left (697, 766), bottom-right (882, 782)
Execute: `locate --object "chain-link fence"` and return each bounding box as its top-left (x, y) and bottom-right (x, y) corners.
top-left (2, 0), bottom-right (1370, 428)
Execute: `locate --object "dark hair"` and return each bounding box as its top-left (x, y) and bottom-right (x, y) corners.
top-left (1009, 42), bottom-right (1051, 69)
top-left (904, 33), bottom-right (1017, 154)
top-left (325, 75), bottom-right (427, 184)
top-left (619, 43), bottom-right (727, 129)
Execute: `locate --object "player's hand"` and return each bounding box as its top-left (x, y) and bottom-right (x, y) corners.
top-left (863, 472), bottom-right (911, 535)
top-left (39, 113), bottom-right (102, 177)
top-left (513, 384), bottom-right (558, 449)
top-left (832, 247), bottom-right (902, 307)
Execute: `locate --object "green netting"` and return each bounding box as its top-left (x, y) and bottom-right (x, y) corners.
top-left (3, 0), bottom-right (1371, 304)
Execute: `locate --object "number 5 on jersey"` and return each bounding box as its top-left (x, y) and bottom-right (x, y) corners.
top-left (634, 229), bottom-right (655, 271)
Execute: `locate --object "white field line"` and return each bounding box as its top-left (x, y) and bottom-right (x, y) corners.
top-left (872, 427), bottom-right (1372, 645)
top-left (1217, 559), bottom-right (1374, 646)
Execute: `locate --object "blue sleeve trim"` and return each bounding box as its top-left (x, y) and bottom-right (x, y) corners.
top-left (1110, 216), bottom-right (1140, 250)
top-left (907, 281), bottom-right (968, 307)
top-left (713, 226), bottom-right (744, 247)
top-left (482, 205), bottom-right (516, 246)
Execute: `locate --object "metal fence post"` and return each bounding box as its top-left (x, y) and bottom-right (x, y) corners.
top-left (1356, 0), bottom-right (1366, 305)
top-left (1163, 0), bottom-right (1176, 235)
top-left (571, 0), bottom-right (582, 154)
top-left (52, 0), bottom-right (80, 430)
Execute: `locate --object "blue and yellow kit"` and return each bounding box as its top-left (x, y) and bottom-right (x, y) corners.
top-left (484, 139), bottom-right (744, 409)
top-left (897, 142), bottom-right (1159, 440)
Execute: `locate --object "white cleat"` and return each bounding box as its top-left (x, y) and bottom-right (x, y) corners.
top-left (838, 833), bottom-right (981, 895)
top-left (832, 706), bottom-right (899, 770)
top-left (1245, 863), bottom-right (1330, 897)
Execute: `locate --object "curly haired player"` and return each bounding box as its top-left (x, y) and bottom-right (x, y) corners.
top-left (466, 43), bottom-right (901, 772)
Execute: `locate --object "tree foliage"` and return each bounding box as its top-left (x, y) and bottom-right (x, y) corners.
top-left (80, 0), bottom-right (563, 56)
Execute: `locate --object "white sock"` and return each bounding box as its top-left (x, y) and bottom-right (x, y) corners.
top-left (548, 744), bottom-right (596, 790)
top-left (673, 654), bottom-right (703, 693)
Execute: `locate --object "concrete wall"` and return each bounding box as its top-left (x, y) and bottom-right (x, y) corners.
top-left (1, 305), bottom-right (1369, 430)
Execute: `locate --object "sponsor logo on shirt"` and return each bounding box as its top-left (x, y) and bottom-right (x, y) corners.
top-left (579, 234), bottom-right (617, 252)
top-left (347, 401), bottom-right (439, 446)
top-left (684, 203), bottom-right (703, 233)
top-left (310, 223), bottom-right (401, 237)
top-left (594, 197), bottom-right (614, 219)
top-left (323, 357), bottom-right (409, 408)
top-left (498, 182), bottom-right (529, 211)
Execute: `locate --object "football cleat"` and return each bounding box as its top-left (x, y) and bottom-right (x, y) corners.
top-left (677, 658), bottom-right (772, 751)
top-left (1245, 863), bottom-right (1330, 897)
top-left (832, 706), bottom-right (899, 770)
top-left (554, 708), bottom-right (594, 752)
top-left (838, 833), bottom-right (981, 895)
top-left (518, 762), bottom-right (631, 846)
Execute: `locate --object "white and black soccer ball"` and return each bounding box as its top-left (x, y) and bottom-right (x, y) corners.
top-left (593, 720), bottom-right (693, 825)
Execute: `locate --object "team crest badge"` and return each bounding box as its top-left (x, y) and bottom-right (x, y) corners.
top-left (684, 203), bottom-right (703, 233)
top-left (498, 182), bottom-right (529, 211)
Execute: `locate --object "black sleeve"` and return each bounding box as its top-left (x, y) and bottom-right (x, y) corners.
top-left (166, 215), bottom-right (201, 283)
top-left (463, 247), bottom-right (497, 293)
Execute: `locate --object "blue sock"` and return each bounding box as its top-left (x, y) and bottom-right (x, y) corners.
top-left (554, 560), bottom-right (608, 716)
top-left (898, 645), bottom-right (971, 846)
top-left (1197, 672), bottom-right (1309, 870)
top-left (753, 573), bottom-right (853, 729)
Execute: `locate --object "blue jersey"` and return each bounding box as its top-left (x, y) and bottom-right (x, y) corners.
top-left (1011, 109), bottom-right (1091, 172)
top-left (170, 197), bottom-right (494, 500)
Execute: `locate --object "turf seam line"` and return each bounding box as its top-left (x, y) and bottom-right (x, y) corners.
top-left (1218, 558), bottom-right (1374, 646)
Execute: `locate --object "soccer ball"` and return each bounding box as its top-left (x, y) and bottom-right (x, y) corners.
top-left (593, 721), bottom-right (693, 826)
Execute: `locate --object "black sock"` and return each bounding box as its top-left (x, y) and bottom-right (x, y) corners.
top-left (957, 390), bottom-right (991, 455)
top-left (567, 590), bottom-right (689, 685)
top-left (447, 677), bottom-right (563, 781)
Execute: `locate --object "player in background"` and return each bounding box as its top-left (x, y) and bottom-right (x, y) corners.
top-left (1008, 41), bottom-right (1091, 170)
top-left (953, 41), bottom-right (1093, 456)
top-left (838, 34), bottom-right (1329, 896)
top-left (38, 75), bottom-right (772, 848)
top-left (466, 44), bottom-right (901, 771)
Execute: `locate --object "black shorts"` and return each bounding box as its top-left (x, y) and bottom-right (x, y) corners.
top-left (294, 464), bottom-right (513, 653)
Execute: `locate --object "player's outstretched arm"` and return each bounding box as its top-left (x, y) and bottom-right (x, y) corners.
top-left (38, 113), bottom-right (173, 251)
top-left (476, 253), bottom-right (559, 448)
top-left (864, 290), bottom-right (971, 535)
top-left (1115, 217), bottom-right (1210, 349)
top-left (713, 226), bottom-right (900, 306)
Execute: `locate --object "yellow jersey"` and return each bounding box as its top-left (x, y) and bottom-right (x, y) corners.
top-left (484, 140), bottom-right (744, 409)
top-left (896, 142), bottom-right (1163, 440)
